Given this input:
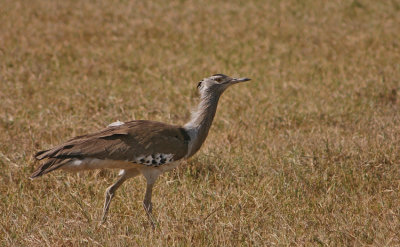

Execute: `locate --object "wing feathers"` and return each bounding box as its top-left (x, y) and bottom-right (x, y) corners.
top-left (31, 120), bottom-right (190, 178)
top-left (30, 158), bottom-right (73, 178)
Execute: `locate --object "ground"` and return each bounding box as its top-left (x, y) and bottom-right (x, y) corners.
top-left (0, 0), bottom-right (399, 246)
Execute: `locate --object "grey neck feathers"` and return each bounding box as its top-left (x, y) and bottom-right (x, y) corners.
top-left (184, 90), bottom-right (222, 157)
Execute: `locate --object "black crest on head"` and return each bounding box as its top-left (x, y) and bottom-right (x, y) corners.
top-left (212, 74), bottom-right (227, 77)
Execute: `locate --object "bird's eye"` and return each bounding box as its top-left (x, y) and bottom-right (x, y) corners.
top-left (214, 78), bottom-right (222, 82)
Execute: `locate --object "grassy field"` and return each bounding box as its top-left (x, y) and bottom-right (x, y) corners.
top-left (1, 0), bottom-right (400, 246)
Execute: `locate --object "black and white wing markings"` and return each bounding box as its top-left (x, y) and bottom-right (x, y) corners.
top-left (134, 153), bottom-right (174, 167)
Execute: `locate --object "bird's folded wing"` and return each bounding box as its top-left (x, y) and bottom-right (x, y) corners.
top-left (34, 120), bottom-right (190, 165)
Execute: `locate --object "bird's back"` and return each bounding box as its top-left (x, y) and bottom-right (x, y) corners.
top-left (31, 120), bottom-right (191, 178)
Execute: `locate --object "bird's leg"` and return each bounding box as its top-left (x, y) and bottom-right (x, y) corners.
top-left (101, 176), bottom-right (127, 224)
top-left (143, 182), bottom-right (156, 229)
top-left (101, 169), bottom-right (139, 224)
top-left (141, 169), bottom-right (160, 229)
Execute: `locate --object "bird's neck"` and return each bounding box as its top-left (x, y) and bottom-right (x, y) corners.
top-left (184, 91), bottom-right (221, 158)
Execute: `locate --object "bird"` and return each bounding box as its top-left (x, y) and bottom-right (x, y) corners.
top-left (30, 74), bottom-right (251, 226)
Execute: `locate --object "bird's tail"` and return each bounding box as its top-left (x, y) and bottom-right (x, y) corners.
top-left (30, 158), bottom-right (72, 179)
top-left (30, 149), bottom-right (72, 179)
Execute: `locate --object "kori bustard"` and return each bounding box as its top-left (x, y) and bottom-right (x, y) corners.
top-left (31, 74), bottom-right (251, 225)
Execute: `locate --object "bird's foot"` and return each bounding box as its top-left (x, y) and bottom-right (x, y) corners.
top-left (100, 191), bottom-right (114, 225)
top-left (143, 202), bottom-right (156, 230)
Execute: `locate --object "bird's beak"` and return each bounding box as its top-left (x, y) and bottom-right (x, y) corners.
top-left (230, 77), bottom-right (251, 84)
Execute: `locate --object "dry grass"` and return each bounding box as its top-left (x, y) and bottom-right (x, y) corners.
top-left (1, 0), bottom-right (400, 246)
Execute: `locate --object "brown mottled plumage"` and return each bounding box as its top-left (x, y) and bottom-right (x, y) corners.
top-left (31, 120), bottom-right (190, 178)
top-left (30, 74), bottom-right (251, 227)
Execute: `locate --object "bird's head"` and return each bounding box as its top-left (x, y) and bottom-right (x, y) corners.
top-left (197, 74), bottom-right (251, 96)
